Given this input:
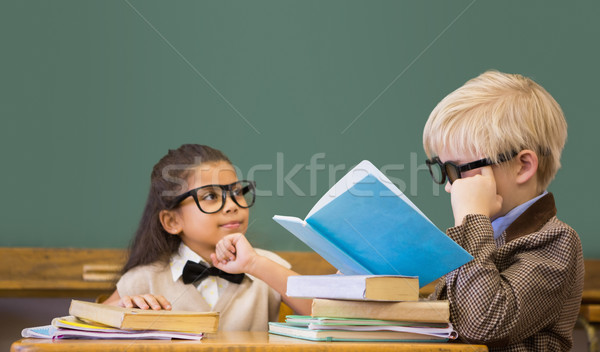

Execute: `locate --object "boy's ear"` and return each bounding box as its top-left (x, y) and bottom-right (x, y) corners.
top-left (514, 150), bottom-right (538, 185)
top-left (159, 209), bottom-right (183, 235)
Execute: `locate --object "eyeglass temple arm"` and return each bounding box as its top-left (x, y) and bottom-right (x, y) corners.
top-left (457, 151), bottom-right (519, 172)
top-left (458, 158), bottom-right (491, 172)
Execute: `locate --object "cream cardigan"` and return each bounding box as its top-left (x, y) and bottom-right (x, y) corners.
top-left (117, 248), bottom-right (290, 331)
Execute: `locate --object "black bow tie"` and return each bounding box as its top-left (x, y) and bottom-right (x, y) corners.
top-left (181, 260), bottom-right (245, 285)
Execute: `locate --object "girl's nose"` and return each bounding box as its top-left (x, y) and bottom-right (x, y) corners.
top-left (222, 193), bottom-right (239, 213)
top-left (445, 181), bottom-right (452, 194)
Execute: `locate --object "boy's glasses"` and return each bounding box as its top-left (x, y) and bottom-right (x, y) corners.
top-left (169, 180), bottom-right (256, 214)
top-left (425, 152), bottom-right (517, 185)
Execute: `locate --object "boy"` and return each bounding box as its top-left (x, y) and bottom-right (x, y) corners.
top-left (423, 70), bottom-right (583, 351)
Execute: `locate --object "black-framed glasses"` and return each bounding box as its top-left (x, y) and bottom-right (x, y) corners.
top-left (426, 152), bottom-right (518, 185)
top-left (169, 180), bottom-right (256, 214)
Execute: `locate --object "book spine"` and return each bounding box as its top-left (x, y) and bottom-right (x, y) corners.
top-left (120, 313), bottom-right (219, 333)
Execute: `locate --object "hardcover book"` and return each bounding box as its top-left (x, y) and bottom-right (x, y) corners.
top-left (287, 274), bottom-right (419, 301)
top-left (310, 298), bottom-right (450, 323)
top-left (69, 300), bottom-right (219, 333)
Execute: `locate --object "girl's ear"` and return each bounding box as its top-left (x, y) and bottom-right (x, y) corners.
top-left (159, 209), bottom-right (183, 235)
top-left (515, 150), bottom-right (538, 185)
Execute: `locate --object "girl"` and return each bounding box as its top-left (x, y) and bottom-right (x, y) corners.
top-left (103, 144), bottom-right (311, 331)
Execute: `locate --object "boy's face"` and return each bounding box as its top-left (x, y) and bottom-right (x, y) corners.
top-left (176, 161), bottom-right (250, 260)
top-left (437, 150), bottom-right (518, 220)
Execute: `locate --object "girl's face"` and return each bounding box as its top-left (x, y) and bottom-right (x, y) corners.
top-left (175, 161), bottom-right (250, 260)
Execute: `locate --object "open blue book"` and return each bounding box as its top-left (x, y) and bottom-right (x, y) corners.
top-left (273, 160), bottom-right (473, 287)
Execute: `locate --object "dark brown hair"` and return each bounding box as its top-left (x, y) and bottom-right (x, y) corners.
top-left (122, 144), bottom-right (231, 273)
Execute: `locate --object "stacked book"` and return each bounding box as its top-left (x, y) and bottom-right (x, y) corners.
top-left (22, 299), bottom-right (219, 340)
top-left (269, 274), bottom-right (456, 342)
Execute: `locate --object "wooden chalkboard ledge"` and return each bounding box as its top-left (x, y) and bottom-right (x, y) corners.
top-left (0, 248), bottom-right (126, 298)
top-left (0, 247), bottom-right (442, 299)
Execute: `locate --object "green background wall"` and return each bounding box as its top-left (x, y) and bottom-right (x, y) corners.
top-left (1, 1), bottom-right (599, 256)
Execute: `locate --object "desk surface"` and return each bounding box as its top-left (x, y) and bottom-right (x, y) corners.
top-left (11, 331), bottom-right (488, 352)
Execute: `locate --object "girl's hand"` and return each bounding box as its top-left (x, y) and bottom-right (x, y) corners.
top-left (450, 166), bottom-right (502, 226)
top-left (211, 233), bottom-right (258, 275)
top-left (119, 294), bottom-right (172, 310)
top-left (212, 234), bottom-right (313, 316)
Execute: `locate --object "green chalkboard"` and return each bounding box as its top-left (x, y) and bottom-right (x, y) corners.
top-left (1, 1), bottom-right (599, 256)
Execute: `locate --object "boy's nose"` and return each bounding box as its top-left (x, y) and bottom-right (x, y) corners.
top-left (445, 181), bottom-right (452, 194)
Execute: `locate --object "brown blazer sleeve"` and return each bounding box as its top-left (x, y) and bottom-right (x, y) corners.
top-left (436, 209), bottom-right (583, 350)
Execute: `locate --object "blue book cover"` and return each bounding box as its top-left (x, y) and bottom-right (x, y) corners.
top-left (273, 160), bottom-right (473, 287)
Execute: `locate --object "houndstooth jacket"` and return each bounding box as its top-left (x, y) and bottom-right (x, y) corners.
top-left (430, 193), bottom-right (584, 352)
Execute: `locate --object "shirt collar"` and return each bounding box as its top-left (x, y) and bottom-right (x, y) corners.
top-left (492, 191), bottom-right (548, 239)
top-left (504, 192), bottom-right (557, 242)
top-left (170, 243), bottom-right (207, 282)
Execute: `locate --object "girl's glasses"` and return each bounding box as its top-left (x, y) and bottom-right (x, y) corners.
top-left (425, 152), bottom-right (517, 185)
top-left (169, 180), bottom-right (256, 214)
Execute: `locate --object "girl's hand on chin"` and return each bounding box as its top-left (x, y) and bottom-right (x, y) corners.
top-left (211, 233), bottom-right (257, 274)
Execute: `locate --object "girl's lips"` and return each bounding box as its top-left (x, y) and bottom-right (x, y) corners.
top-left (221, 221), bottom-right (241, 229)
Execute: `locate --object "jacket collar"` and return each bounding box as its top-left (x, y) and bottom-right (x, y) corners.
top-left (504, 192), bottom-right (557, 243)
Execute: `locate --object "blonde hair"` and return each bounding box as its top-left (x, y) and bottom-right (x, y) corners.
top-left (423, 70), bottom-right (567, 191)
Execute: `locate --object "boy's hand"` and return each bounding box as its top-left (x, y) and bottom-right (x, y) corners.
top-left (450, 166), bottom-right (502, 226)
top-left (119, 294), bottom-right (171, 310)
top-left (211, 233), bottom-right (258, 275)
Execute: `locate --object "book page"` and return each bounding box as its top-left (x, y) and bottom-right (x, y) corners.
top-left (306, 160), bottom-right (428, 221)
top-left (307, 323), bottom-right (457, 339)
top-left (272, 216), bottom-right (369, 275)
